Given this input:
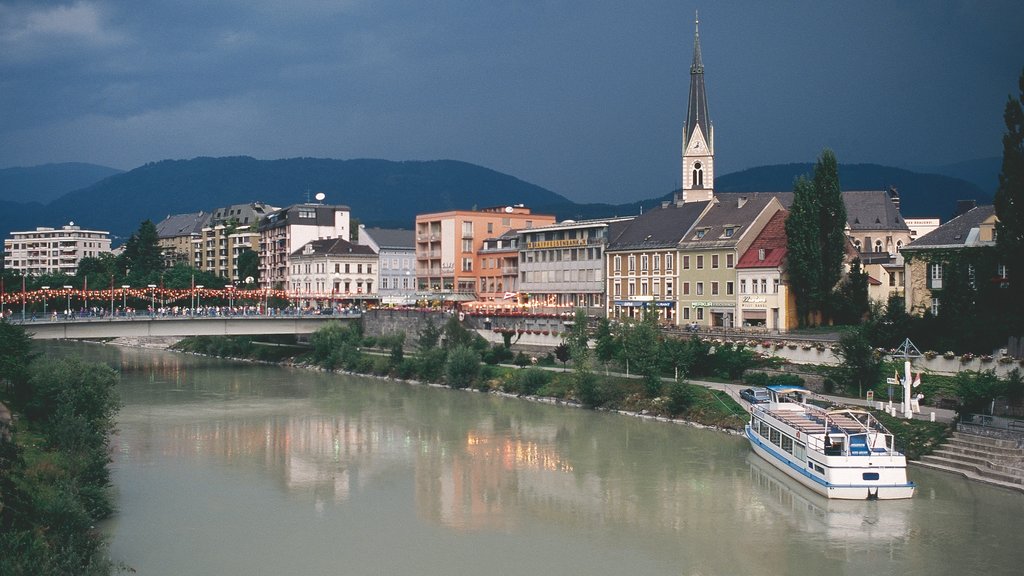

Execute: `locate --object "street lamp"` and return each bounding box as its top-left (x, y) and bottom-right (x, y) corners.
top-left (196, 285), bottom-right (204, 315)
top-left (147, 284), bottom-right (156, 317)
top-left (63, 285), bottom-right (72, 319)
top-left (122, 285), bottom-right (129, 315)
top-left (41, 286), bottom-right (50, 318)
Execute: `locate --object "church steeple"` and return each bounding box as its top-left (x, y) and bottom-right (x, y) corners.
top-left (679, 11), bottom-right (714, 204)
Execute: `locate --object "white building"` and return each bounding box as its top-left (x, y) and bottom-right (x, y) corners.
top-left (4, 223), bottom-right (112, 276)
top-left (258, 203), bottom-right (351, 290)
top-left (288, 237), bottom-right (378, 306)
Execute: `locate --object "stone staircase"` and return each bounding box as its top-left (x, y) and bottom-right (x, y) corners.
top-left (916, 431), bottom-right (1024, 493)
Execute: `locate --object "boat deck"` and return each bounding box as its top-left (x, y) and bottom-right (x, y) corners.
top-left (764, 408), bottom-right (866, 436)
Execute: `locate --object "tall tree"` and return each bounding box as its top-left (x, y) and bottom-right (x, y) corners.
top-left (118, 220), bottom-right (164, 282)
top-left (785, 149), bottom-right (848, 326)
top-left (814, 149), bottom-right (848, 320)
top-left (994, 67), bottom-right (1024, 337)
top-left (785, 176), bottom-right (821, 326)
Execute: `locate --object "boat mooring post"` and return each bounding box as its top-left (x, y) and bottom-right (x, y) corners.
top-left (893, 338), bottom-right (922, 419)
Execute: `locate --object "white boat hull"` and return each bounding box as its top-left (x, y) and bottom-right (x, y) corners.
top-left (746, 425), bottom-right (915, 500)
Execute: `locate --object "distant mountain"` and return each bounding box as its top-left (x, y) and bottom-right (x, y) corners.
top-left (914, 156), bottom-right (1001, 196)
top-left (0, 162), bottom-right (122, 204)
top-left (0, 157), bottom-right (991, 243)
top-left (43, 156), bottom-right (572, 239)
top-left (711, 163), bottom-right (989, 220)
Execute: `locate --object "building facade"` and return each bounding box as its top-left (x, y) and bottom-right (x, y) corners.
top-left (4, 224), bottom-right (112, 276)
top-left (676, 194), bottom-right (784, 328)
top-left (519, 217), bottom-right (634, 313)
top-left (193, 223), bottom-right (259, 282)
top-left (605, 201), bottom-right (712, 322)
top-left (258, 203), bottom-right (351, 290)
top-left (415, 205), bottom-right (555, 301)
top-left (735, 210), bottom-right (796, 331)
top-left (287, 237), bottom-right (377, 306)
top-left (358, 226), bottom-right (417, 305)
top-left (477, 230), bottom-right (520, 304)
top-left (155, 211), bottom-right (209, 267)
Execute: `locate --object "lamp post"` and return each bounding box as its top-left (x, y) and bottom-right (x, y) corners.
top-left (121, 285), bottom-right (129, 316)
top-left (196, 285), bottom-right (204, 315)
top-left (63, 285), bottom-right (72, 319)
top-left (41, 286), bottom-right (50, 318)
top-left (148, 284), bottom-right (156, 317)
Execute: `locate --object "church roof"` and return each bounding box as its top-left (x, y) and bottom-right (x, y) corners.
top-left (683, 14), bottom-right (711, 151)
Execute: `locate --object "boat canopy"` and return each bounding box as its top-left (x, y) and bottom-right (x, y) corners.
top-left (765, 385), bottom-right (809, 395)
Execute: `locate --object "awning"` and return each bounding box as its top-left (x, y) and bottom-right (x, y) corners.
top-left (743, 310), bottom-right (767, 320)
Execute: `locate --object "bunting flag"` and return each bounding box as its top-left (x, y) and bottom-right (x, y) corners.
top-left (913, 372), bottom-right (922, 388)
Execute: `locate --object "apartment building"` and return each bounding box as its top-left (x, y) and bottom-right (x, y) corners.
top-left (4, 224), bottom-right (111, 276)
top-left (258, 203), bottom-right (351, 290)
top-left (358, 226), bottom-right (416, 305)
top-left (415, 205), bottom-right (554, 301)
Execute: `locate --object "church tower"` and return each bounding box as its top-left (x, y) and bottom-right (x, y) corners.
top-left (678, 12), bottom-right (714, 204)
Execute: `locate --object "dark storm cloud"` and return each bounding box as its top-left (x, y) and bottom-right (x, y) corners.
top-left (1, 0), bottom-right (1022, 203)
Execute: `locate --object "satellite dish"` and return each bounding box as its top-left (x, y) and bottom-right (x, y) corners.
top-left (245, 276), bottom-right (254, 284)
top-left (504, 206), bottom-right (514, 213)
top-left (315, 192), bottom-right (326, 202)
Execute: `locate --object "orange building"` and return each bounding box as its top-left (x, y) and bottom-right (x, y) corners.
top-left (415, 205), bottom-right (555, 301)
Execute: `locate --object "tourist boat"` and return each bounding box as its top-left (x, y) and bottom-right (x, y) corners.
top-left (745, 385), bottom-right (915, 500)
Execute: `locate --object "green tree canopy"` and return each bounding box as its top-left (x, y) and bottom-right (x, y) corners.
top-left (118, 220), bottom-right (164, 283)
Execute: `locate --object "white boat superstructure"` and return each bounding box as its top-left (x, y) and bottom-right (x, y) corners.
top-left (745, 385), bottom-right (915, 500)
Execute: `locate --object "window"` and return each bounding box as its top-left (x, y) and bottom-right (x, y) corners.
top-left (740, 279), bottom-right (747, 294)
top-left (462, 221), bottom-right (473, 237)
top-left (696, 308), bottom-right (704, 320)
top-left (614, 255), bottom-right (621, 273)
top-left (931, 297), bottom-right (940, 316)
top-left (628, 255), bottom-right (636, 272)
top-left (462, 258), bottom-right (473, 272)
top-left (929, 263), bottom-right (943, 289)
top-left (726, 281), bottom-right (734, 295)
top-left (462, 239), bottom-right (473, 252)
top-left (613, 282), bottom-right (621, 297)
top-left (711, 281), bottom-right (719, 295)
top-left (357, 264), bottom-right (363, 274)
top-left (654, 254), bottom-right (661, 271)
top-left (683, 255), bottom-right (690, 269)
top-left (666, 255), bottom-right (674, 271)
top-left (997, 264), bottom-right (1008, 279)
top-left (695, 229), bottom-right (706, 240)
top-left (773, 278), bottom-right (780, 293)
top-left (487, 222), bottom-right (493, 234)
top-left (683, 307), bottom-right (690, 320)
top-left (641, 280), bottom-right (648, 295)
top-left (727, 253), bottom-right (734, 268)
top-left (874, 240), bottom-right (883, 253)
top-left (683, 282), bottom-right (690, 295)
top-left (723, 227), bottom-right (735, 238)
top-left (628, 281), bottom-right (636, 296)
top-left (641, 254), bottom-right (649, 272)
top-left (692, 162), bottom-right (704, 188)
top-left (666, 280), bottom-right (674, 296)
top-left (761, 278), bottom-right (767, 293)
top-left (696, 282), bottom-right (704, 296)
top-left (712, 254), bottom-right (719, 269)
top-left (696, 255), bottom-right (704, 269)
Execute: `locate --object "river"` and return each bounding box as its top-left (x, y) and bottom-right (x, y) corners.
top-left (43, 342), bottom-right (1024, 575)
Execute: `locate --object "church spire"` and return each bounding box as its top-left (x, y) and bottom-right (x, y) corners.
top-left (679, 10), bottom-right (714, 204)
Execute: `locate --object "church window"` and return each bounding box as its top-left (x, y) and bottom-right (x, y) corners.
top-left (693, 162), bottom-right (704, 188)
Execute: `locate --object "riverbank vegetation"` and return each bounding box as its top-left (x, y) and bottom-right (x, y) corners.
top-left (0, 322), bottom-right (122, 575)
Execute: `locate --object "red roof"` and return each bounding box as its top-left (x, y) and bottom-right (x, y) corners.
top-left (736, 210), bottom-right (788, 269)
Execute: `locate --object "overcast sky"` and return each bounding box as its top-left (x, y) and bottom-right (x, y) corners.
top-left (1, 1), bottom-right (1021, 203)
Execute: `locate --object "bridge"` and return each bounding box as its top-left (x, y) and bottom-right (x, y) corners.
top-left (13, 314), bottom-right (358, 340)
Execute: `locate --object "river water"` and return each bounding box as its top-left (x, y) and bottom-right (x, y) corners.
top-left (43, 342), bottom-right (1024, 575)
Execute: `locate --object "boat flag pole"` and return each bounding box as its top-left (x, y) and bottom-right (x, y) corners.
top-left (893, 338), bottom-right (922, 419)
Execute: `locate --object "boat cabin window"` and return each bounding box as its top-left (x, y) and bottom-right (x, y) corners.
top-left (769, 429), bottom-right (781, 447)
top-left (862, 472), bottom-right (880, 481)
top-left (781, 435), bottom-right (794, 454)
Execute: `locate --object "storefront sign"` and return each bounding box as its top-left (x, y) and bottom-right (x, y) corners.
top-left (526, 238), bottom-right (587, 249)
top-left (742, 296), bottom-right (767, 303)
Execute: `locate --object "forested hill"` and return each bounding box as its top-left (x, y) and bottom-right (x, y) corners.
top-left (0, 157), bottom-right (994, 241)
top-left (0, 162), bottom-right (122, 203)
top-left (713, 163), bottom-right (989, 219)
top-left (43, 156), bottom-right (572, 238)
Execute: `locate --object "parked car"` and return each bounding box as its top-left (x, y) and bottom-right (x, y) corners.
top-left (740, 387), bottom-right (770, 404)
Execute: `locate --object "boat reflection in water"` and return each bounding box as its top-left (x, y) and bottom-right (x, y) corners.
top-left (746, 453), bottom-right (912, 543)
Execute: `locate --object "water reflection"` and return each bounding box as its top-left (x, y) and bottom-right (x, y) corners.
top-left (746, 453), bottom-right (911, 542)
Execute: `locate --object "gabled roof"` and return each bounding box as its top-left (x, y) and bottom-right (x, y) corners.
top-left (736, 209), bottom-right (788, 269)
top-left (903, 205), bottom-right (996, 250)
top-left (359, 227), bottom-right (414, 250)
top-left (606, 201), bottom-right (710, 251)
top-left (155, 212), bottom-right (209, 238)
top-left (680, 193), bottom-right (779, 249)
top-left (290, 237), bottom-right (376, 258)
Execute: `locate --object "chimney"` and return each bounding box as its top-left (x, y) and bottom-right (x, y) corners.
top-left (888, 186), bottom-right (900, 212)
top-left (953, 200), bottom-right (977, 218)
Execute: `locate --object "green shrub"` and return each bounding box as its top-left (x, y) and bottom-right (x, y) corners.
top-left (445, 345), bottom-right (481, 389)
top-left (517, 368), bottom-right (551, 396)
top-left (372, 356), bottom-right (392, 376)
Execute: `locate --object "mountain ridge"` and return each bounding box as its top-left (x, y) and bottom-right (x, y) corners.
top-left (0, 156), bottom-right (995, 242)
